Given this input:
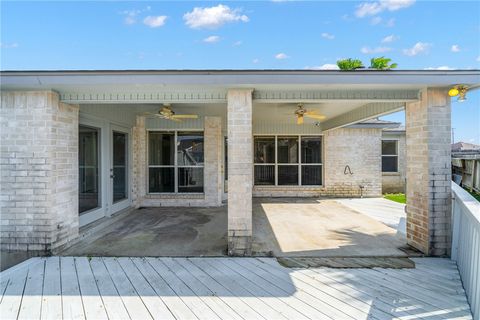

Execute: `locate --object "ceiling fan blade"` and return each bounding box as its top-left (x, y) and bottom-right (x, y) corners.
top-left (297, 116), bottom-right (304, 125)
top-left (143, 112), bottom-right (166, 118)
top-left (305, 110), bottom-right (320, 115)
top-left (167, 117), bottom-right (182, 122)
top-left (171, 114), bottom-right (199, 119)
top-left (305, 114), bottom-right (326, 120)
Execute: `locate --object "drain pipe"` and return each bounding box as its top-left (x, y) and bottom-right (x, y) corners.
top-left (359, 185), bottom-right (365, 198)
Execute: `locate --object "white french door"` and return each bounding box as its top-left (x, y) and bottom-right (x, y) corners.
top-left (79, 119), bottom-right (131, 227)
top-left (109, 125), bottom-right (130, 214)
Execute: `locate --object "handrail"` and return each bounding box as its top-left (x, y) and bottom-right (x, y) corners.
top-left (451, 182), bottom-right (480, 320)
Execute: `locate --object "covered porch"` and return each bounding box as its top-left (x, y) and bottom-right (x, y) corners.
top-left (1, 70), bottom-right (479, 258)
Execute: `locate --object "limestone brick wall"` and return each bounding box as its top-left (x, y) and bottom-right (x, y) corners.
top-left (254, 128), bottom-right (382, 198)
top-left (405, 88), bottom-right (451, 256)
top-left (0, 91), bottom-right (79, 252)
top-left (227, 89), bottom-right (253, 256)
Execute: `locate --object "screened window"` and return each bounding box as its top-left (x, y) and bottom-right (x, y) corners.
top-left (148, 131), bottom-right (204, 193)
top-left (254, 136), bottom-right (323, 186)
top-left (382, 140), bottom-right (398, 172)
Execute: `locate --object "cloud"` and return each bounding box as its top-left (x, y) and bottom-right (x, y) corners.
top-left (402, 42), bottom-right (431, 56)
top-left (321, 32), bottom-right (335, 40)
top-left (381, 34), bottom-right (397, 43)
top-left (370, 16), bottom-right (383, 25)
top-left (477, 56), bottom-right (480, 62)
top-left (360, 46), bottom-right (392, 54)
top-left (203, 35), bottom-right (220, 43)
top-left (0, 42), bottom-right (19, 48)
top-left (451, 44), bottom-right (460, 53)
top-left (304, 64), bottom-right (340, 70)
top-left (355, 0), bottom-right (416, 18)
top-left (253, 58), bottom-right (260, 64)
top-left (424, 66), bottom-right (456, 70)
top-left (183, 4), bottom-right (249, 29)
top-left (143, 16), bottom-right (167, 28)
top-left (233, 40), bottom-right (242, 46)
top-left (121, 6), bottom-right (151, 25)
top-left (275, 53), bottom-right (289, 60)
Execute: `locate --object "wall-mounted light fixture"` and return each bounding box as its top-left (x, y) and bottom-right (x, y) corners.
top-left (448, 85), bottom-right (468, 102)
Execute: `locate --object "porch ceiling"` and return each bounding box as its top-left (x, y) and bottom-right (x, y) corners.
top-left (2, 70), bottom-right (479, 104)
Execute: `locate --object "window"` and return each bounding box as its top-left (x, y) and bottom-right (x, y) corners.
top-left (382, 140), bottom-right (398, 172)
top-left (79, 125), bottom-right (101, 214)
top-left (148, 131), bottom-right (204, 193)
top-left (253, 136), bottom-right (323, 186)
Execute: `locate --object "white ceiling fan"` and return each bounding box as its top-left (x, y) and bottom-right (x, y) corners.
top-left (143, 104), bottom-right (198, 122)
top-left (292, 104), bottom-right (326, 124)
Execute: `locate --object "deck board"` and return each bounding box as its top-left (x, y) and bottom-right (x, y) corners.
top-left (0, 257), bottom-right (473, 320)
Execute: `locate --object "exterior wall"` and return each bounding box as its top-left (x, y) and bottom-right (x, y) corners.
top-left (253, 128), bottom-right (382, 198)
top-left (382, 132), bottom-right (406, 194)
top-left (1, 91), bottom-right (79, 252)
top-left (405, 88), bottom-right (451, 256)
top-left (132, 116), bottom-right (223, 207)
top-left (227, 89), bottom-right (253, 256)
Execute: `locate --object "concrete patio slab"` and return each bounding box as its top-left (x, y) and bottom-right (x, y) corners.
top-left (62, 198), bottom-right (407, 257)
top-left (335, 197), bottom-right (406, 235)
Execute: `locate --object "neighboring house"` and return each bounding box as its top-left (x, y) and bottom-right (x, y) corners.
top-left (1, 70), bottom-right (479, 257)
top-left (348, 119), bottom-right (406, 194)
top-left (452, 141), bottom-right (480, 192)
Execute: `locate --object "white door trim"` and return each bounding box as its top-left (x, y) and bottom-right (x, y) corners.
top-left (108, 124), bottom-right (132, 215)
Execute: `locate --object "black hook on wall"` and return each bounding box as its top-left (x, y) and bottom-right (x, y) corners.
top-left (344, 165), bottom-right (353, 175)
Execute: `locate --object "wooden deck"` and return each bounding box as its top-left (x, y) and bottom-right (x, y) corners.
top-left (0, 257), bottom-right (472, 320)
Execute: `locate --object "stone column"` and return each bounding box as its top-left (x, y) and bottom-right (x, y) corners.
top-left (405, 88), bottom-right (452, 256)
top-left (204, 116), bottom-right (223, 206)
top-left (132, 116), bottom-right (146, 208)
top-left (0, 91), bottom-right (79, 252)
top-left (227, 89), bottom-right (253, 256)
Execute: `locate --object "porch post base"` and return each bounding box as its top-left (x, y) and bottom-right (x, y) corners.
top-left (228, 231), bottom-right (252, 256)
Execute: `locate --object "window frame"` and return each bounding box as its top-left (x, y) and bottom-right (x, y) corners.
top-left (147, 129), bottom-right (205, 194)
top-left (253, 134), bottom-right (324, 186)
top-left (381, 139), bottom-right (399, 173)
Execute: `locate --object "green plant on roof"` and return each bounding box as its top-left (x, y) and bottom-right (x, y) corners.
top-left (336, 58), bottom-right (364, 70)
top-left (370, 57), bottom-right (398, 70)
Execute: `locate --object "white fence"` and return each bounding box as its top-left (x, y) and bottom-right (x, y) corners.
top-left (451, 182), bottom-right (480, 320)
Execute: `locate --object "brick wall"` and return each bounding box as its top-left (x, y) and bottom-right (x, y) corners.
top-left (1, 91), bottom-right (79, 252)
top-left (406, 88), bottom-right (452, 256)
top-left (254, 128), bottom-right (382, 198)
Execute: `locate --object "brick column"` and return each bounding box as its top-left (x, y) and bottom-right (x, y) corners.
top-left (405, 88), bottom-right (452, 256)
top-left (227, 89), bottom-right (253, 256)
top-left (204, 116), bottom-right (222, 206)
top-left (132, 116), bottom-right (146, 208)
top-left (0, 91), bottom-right (79, 252)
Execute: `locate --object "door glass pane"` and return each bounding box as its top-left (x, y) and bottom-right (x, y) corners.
top-left (278, 165), bottom-right (298, 185)
top-left (254, 165), bottom-right (275, 185)
top-left (277, 137), bottom-right (298, 163)
top-left (149, 168), bottom-right (174, 192)
top-left (382, 156), bottom-right (398, 172)
top-left (177, 132), bottom-right (204, 166)
top-left (79, 126), bottom-right (100, 214)
top-left (302, 165), bottom-right (322, 185)
top-left (113, 131), bottom-right (127, 203)
top-left (301, 137), bottom-right (322, 163)
top-left (149, 132), bottom-right (174, 165)
top-left (254, 136), bottom-right (275, 163)
top-left (382, 140), bottom-right (397, 155)
top-left (178, 168), bottom-right (204, 193)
